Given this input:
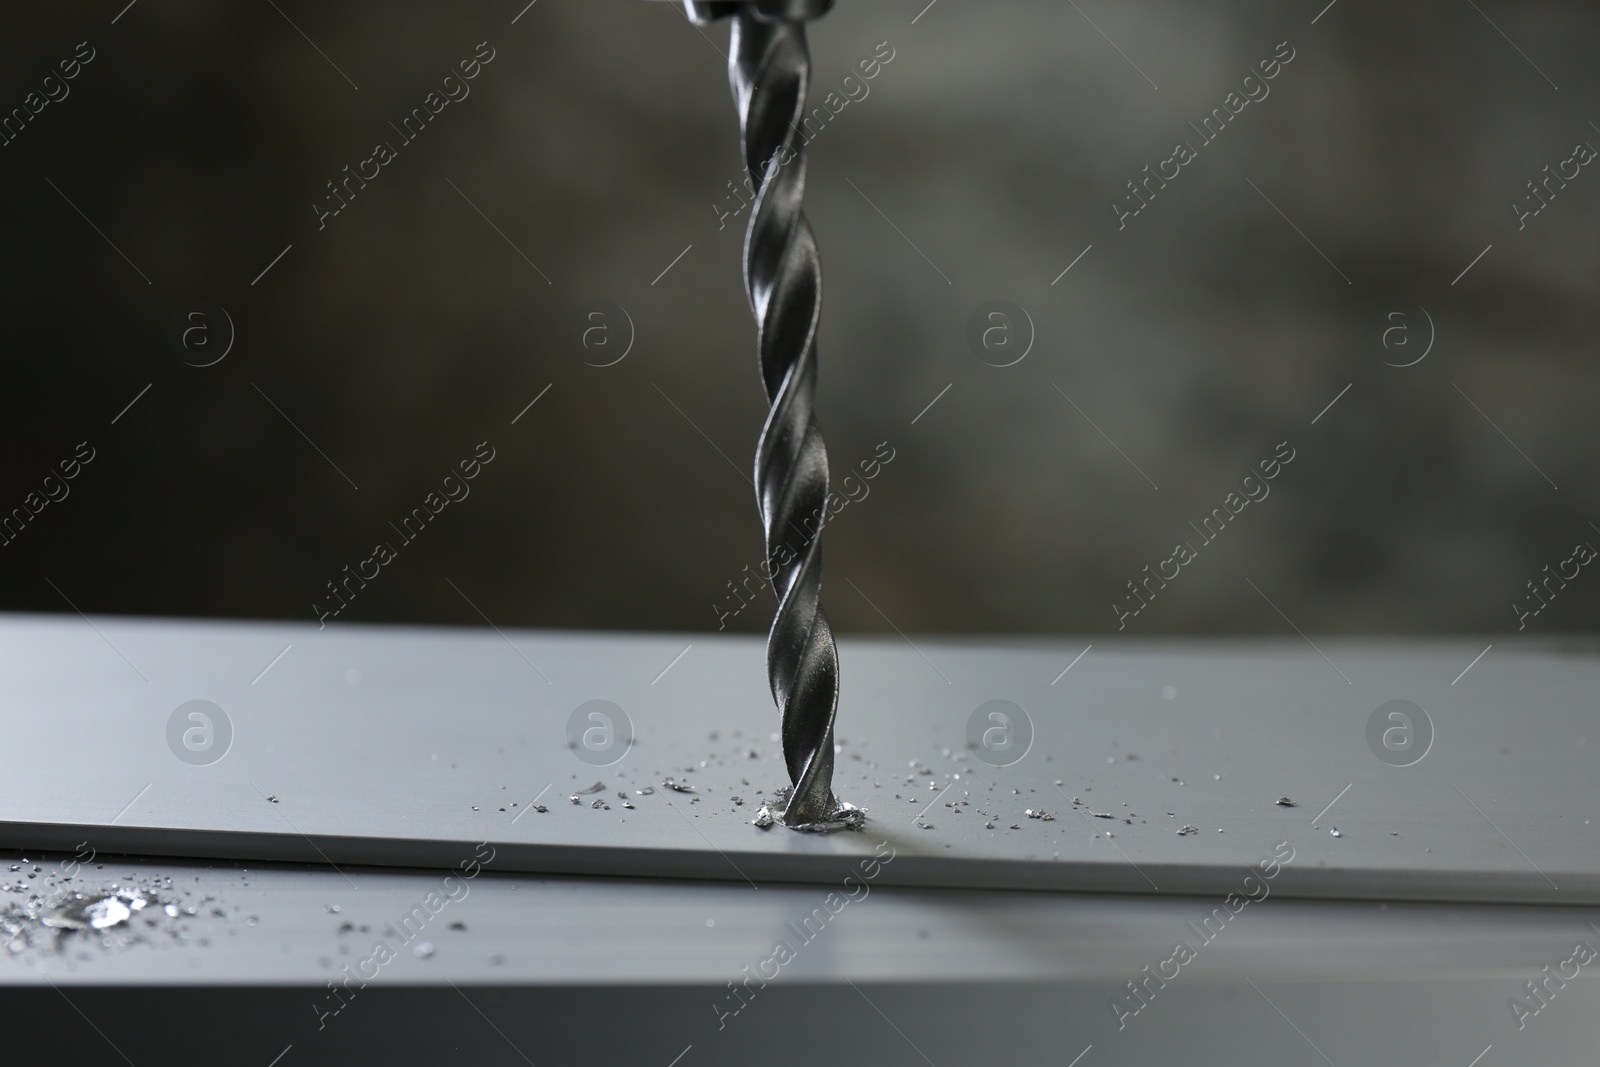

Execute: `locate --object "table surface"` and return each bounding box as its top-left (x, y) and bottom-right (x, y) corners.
top-left (9, 848), bottom-right (1600, 1066)
top-left (2, 613), bottom-right (1596, 904)
top-left (5, 848), bottom-right (1597, 988)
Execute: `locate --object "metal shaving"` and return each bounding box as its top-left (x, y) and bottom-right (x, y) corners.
top-left (2, 861), bottom-right (221, 963)
top-left (42, 891), bottom-right (147, 932)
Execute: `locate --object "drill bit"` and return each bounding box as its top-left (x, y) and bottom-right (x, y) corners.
top-left (688, 0), bottom-right (859, 829)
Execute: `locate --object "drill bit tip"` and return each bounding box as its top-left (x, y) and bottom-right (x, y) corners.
top-left (753, 787), bottom-right (866, 832)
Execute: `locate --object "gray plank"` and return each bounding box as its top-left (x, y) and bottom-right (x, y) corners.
top-left (1, 614), bottom-right (1595, 903)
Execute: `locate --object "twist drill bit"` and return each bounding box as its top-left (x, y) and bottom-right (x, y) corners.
top-left (687, 0), bottom-right (859, 830)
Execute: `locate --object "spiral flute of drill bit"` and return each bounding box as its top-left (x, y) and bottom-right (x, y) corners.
top-left (729, 15), bottom-right (857, 829)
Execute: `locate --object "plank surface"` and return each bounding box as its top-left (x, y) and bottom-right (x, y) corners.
top-left (2, 614), bottom-right (1595, 903)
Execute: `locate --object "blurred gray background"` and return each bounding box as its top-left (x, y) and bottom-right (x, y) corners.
top-left (2, 0), bottom-right (1596, 636)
